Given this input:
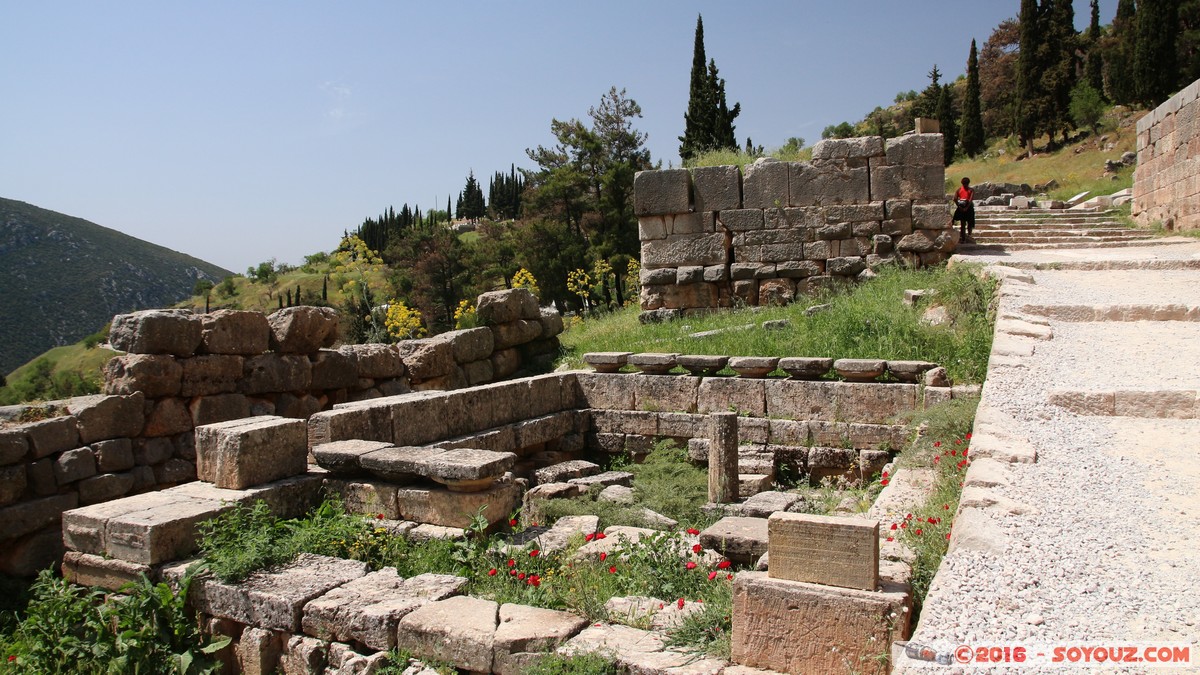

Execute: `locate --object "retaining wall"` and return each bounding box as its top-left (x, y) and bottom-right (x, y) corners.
top-left (634, 133), bottom-right (953, 319)
top-left (1134, 77), bottom-right (1200, 231)
top-left (0, 289), bottom-right (561, 575)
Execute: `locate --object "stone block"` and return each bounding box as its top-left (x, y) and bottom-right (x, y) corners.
top-left (1114, 390), bottom-right (1198, 418)
top-left (491, 319), bottom-right (543, 350)
top-left (143, 398), bottom-right (192, 437)
top-left (870, 165), bottom-right (944, 201)
top-left (719, 209), bottom-right (766, 232)
top-left (912, 202), bottom-right (952, 230)
top-left (103, 353), bottom-right (183, 397)
top-left (463, 358), bottom-right (494, 386)
top-left (26, 459), bottom-right (55, 496)
top-left (62, 550), bottom-right (153, 591)
top-left (309, 349), bottom-right (358, 390)
top-left (340, 343), bottom-right (405, 380)
top-left (731, 572), bottom-right (910, 674)
top-left (78, 472), bottom-right (136, 504)
top-left (833, 382), bottom-right (918, 423)
top-left (789, 162), bottom-right (870, 206)
top-left (742, 159), bottom-right (790, 209)
top-left (630, 374), bottom-right (698, 413)
top-left (534, 459), bottom-right (600, 485)
top-left (323, 478), bottom-right (400, 519)
top-left (642, 233), bottom-right (727, 268)
top-left (0, 429), bottom-right (29, 466)
top-left (567, 470), bottom-right (633, 488)
top-left (0, 493), bottom-right (76, 541)
top-left (764, 380), bottom-right (839, 420)
top-left (240, 354), bottom-right (311, 395)
top-left (576, 372), bottom-right (635, 409)
top-left (657, 412), bottom-right (706, 438)
top-left (396, 595), bottom-right (499, 673)
top-left (68, 394), bottom-right (145, 444)
top-left (25, 416), bottom-right (81, 459)
top-left (477, 288), bottom-right (541, 324)
top-left (308, 402), bottom-right (393, 447)
top-left (195, 416), bottom-right (308, 489)
top-left (103, 494), bottom-right (231, 564)
top-left (494, 604), bottom-right (590, 675)
top-left (442, 327), bottom-right (494, 363)
top-left (177, 553), bottom-right (370, 631)
top-left (396, 338), bottom-right (457, 381)
top-left (179, 355), bottom-right (242, 397)
top-left (267, 306), bottom-right (339, 353)
top-left (631, 165), bottom-right (703, 220)
top-left (700, 516), bottom-right (769, 565)
top-left (0, 465), bottom-right (26, 505)
top-left (190, 393), bottom-right (251, 427)
top-left (455, 380), bottom-right (530, 430)
top-left (691, 164), bottom-right (742, 211)
top-left (767, 512), bottom-right (879, 590)
top-left (741, 491), bottom-right (802, 518)
top-left (110, 309), bottom-right (202, 356)
top-left (698, 378), bottom-right (765, 415)
top-left (302, 569), bottom-right (467, 651)
top-left (395, 480), bottom-right (521, 528)
top-left (514, 412), bottom-right (575, 449)
top-left (811, 136), bottom-right (884, 162)
top-left (54, 447), bottom-right (97, 484)
top-left (638, 216), bottom-right (668, 240)
top-left (884, 133), bottom-right (944, 166)
top-left (312, 439), bottom-right (393, 475)
top-left (199, 309), bottom-right (270, 355)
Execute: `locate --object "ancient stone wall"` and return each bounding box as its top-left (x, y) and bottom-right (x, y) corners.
top-left (634, 134), bottom-right (952, 319)
top-left (1134, 78), bottom-right (1200, 231)
top-left (0, 289), bottom-right (561, 575)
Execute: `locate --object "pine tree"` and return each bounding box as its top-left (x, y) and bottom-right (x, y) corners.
top-left (678, 14), bottom-right (740, 160)
top-left (1106, 0), bottom-right (1138, 104)
top-left (937, 84), bottom-right (958, 165)
top-left (1015, 0), bottom-right (1045, 154)
top-left (1135, 0), bottom-right (1181, 105)
top-left (915, 65), bottom-right (943, 118)
top-left (1084, 0), bottom-right (1106, 97)
top-left (960, 39), bottom-right (986, 157)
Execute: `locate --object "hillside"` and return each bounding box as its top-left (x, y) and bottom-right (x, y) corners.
top-left (0, 198), bottom-right (232, 375)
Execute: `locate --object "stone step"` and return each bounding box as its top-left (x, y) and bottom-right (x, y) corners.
top-left (359, 446), bottom-right (517, 490)
top-left (968, 235), bottom-right (1156, 246)
top-left (973, 220), bottom-right (1129, 230)
top-left (971, 232), bottom-right (1154, 242)
top-left (959, 238), bottom-right (1187, 252)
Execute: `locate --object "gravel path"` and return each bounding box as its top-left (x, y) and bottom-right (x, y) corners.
top-left (897, 252), bottom-right (1200, 673)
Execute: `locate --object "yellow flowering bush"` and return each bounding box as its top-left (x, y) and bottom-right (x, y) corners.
top-left (624, 259), bottom-right (641, 305)
top-left (454, 299), bottom-right (478, 329)
top-left (511, 268), bottom-right (540, 297)
top-left (384, 301), bottom-right (426, 340)
top-left (567, 268), bottom-right (591, 308)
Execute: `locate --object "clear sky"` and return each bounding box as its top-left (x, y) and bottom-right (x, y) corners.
top-left (1, 1), bottom-right (1116, 274)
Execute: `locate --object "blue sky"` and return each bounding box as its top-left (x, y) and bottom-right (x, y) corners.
top-left (1, 1), bottom-right (1115, 273)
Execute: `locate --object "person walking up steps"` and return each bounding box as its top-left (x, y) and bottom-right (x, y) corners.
top-left (953, 177), bottom-right (975, 242)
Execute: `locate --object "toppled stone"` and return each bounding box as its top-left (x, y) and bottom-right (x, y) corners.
top-left (477, 288), bottom-right (540, 325)
top-left (741, 491), bottom-right (802, 518)
top-left (395, 480), bottom-right (521, 528)
top-left (312, 440), bottom-right (395, 476)
top-left (395, 339), bottom-right (456, 382)
top-left (599, 484), bottom-right (636, 504)
top-left (494, 603), bottom-right (590, 675)
top-left (396, 595), bottom-right (499, 673)
top-left (699, 516), bottom-right (768, 565)
top-left (924, 366), bottom-right (951, 387)
top-left (568, 471), bottom-right (633, 488)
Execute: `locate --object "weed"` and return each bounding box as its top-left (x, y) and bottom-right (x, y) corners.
top-left (525, 651), bottom-right (620, 674)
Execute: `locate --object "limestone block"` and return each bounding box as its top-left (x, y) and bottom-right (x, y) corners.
top-left (768, 419), bottom-right (810, 446)
top-left (568, 470), bottom-right (633, 488)
top-left (266, 306), bottom-right (339, 354)
top-left (494, 604), bottom-right (590, 675)
top-left (25, 416), bottom-right (81, 459)
top-left (396, 480), bottom-right (521, 528)
top-left (700, 516), bottom-right (769, 565)
top-left (90, 438), bottom-right (132, 473)
top-left (491, 319), bottom-right (543, 350)
top-left (834, 359), bottom-right (886, 382)
top-left (557, 623), bottom-right (668, 669)
top-left (833, 382), bottom-right (918, 424)
top-left (912, 202), bottom-right (952, 230)
top-left (640, 267), bottom-right (676, 285)
top-left (642, 233), bottom-right (727, 268)
top-left (719, 209), bottom-right (766, 231)
top-left (197, 309), bottom-right (270, 356)
top-left (302, 569), bottom-right (466, 651)
top-left (534, 459), bottom-right (600, 485)
top-left (336, 343), bottom-right (402, 379)
top-left (62, 551), bottom-right (152, 591)
top-left (731, 571), bottom-right (910, 674)
top-left (178, 553), bottom-right (369, 632)
top-left (312, 439), bottom-right (393, 475)
top-left (630, 373), bottom-right (699, 413)
top-left (895, 229), bottom-right (937, 252)
top-left (638, 215), bottom-right (668, 240)
top-left (827, 257), bottom-right (866, 277)
top-left (804, 239), bottom-right (831, 260)
top-left (698, 377), bottom-right (765, 415)
top-left (104, 495), bottom-right (231, 564)
top-left (870, 165), bottom-right (944, 201)
top-left (239, 354), bottom-right (311, 395)
top-left (815, 222), bottom-right (851, 240)
top-left (417, 448), bottom-right (518, 484)
top-left (1114, 390), bottom-right (1197, 418)
top-left (588, 409), bottom-right (658, 436)
top-left (324, 478), bottom-right (400, 519)
top-left (67, 393), bottom-right (145, 444)
top-left (189, 393), bottom-right (251, 427)
top-left (811, 136), bottom-right (884, 162)
top-left (491, 347), bottom-right (521, 379)
top-left (397, 595), bottom-right (499, 673)
top-left (789, 162), bottom-right (870, 206)
top-left (110, 309), bottom-right (202, 356)
top-left (195, 415), bottom-right (308, 489)
top-left (671, 211), bottom-right (714, 235)
top-left (143, 398), bottom-right (192, 437)
top-left (304, 349), bottom-right (355, 391)
top-left (742, 159), bottom-right (790, 209)
top-left (103, 353), bottom-right (183, 397)
top-left (741, 491), bottom-right (802, 518)
top-left (54, 447), bottom-right (97, 484)
top-left (308, 402), bottom-right (392, 447)
top-left (463, 359), bottom-right (494, 386)
top-left (514, 412), bottom-right (576, 449)
top-left (824, 202), bottom-right (886, 223)
top-left (395, 338), bottom-right (456, 382)
top-left (0, 493), bottom-right (76, 541)
top-left (884, 133), bottom-right (944, 166)
top-left (691, 164), bottom-right (742, 211)
top-left (764, 380), bottom-right (839, 420)
top-left (767, 512), bottom-right (878, 590)
top-left (634, 168), bottom-right (692, 216)
top-left (178, 355), bottom-right (242, 397)
top-left (576, 372), bottom-right (635, 409)
top-left (455, 380), bottom-right (530, 431)
top-left (675, 265), bottom-right (703, 284)
top-left (0, 429), bottom-right (28, 466)
top-left (657, 412), bottom-right (707, 438)
top-left (76, 472), bottom-right (134, 504)
top-left (775, 260), bottom-right (823, 278)
top-left (1047, 390), bottom-right (1115, 416)
top-left (0, 465), bottom-right (25, 506)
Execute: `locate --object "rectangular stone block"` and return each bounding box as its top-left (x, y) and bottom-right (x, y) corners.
top-left (884, 133), bottom-right (943, 166)
top-left (823, 202), bottom-right (885, 223)
top-left (309, 403), bottom-right (393, 447)
top-left (912, 201), bottom-right (952, 230)
top-left (657, 412), bottom-right (707, 438)
top-left (390, 393), bottom-right (462, 446)
top-left (634, 169), bottom-right (692, 217)
top-left (1114, 390), bottom-right (1197, 418)
top-left (810, 136), bottom-right (884, 162)
top-left (691, 164), bottom-right (742, 211)
top-left (832, 382), bottom-right (919, 424)
top-left (788, 162), bottom-right (869, 206)
top-left (397, 595), bottom-right (499, 673)
top-left (323, 478), bottom-right (400, 519)
top-left (0, 493), bottom-right (78, 541)
top-left (106, 495), bottom-right (233, 564)
top-left (767, 512), bottom-right (878, 590)
top-left (196, 415), bottom-right (308, 489)
top-left (642, 233), bottom-right (728, 268)
top-left (588, 409), bottom-right (658, 436)
top-left (454, 380), bottom-right (531, 432)
top-left (513, 412), bottom-right (576, 449)
top-left (575, 373), bottom-right (635, 410)
top-left (764, 380), bottom-right (839, 420)
top-left (1047, 390), bottom-right (1116, 416)
top-left (395, 481), bottom-right (521, 528)
top-left (742, 160), bottom-right (790, 209)
top-left (698, 378), bottom-right (766, 416)
top-left (731, 571), bottom-right (910, 674)
top-left (870, 165), bottom-right (944, 201)
top-left (632, 374), bottom-right (699, 413)
top-left (62, 550), bottom-right (153, 591)
top-left (719, 209), bottom-right (766, 232)
top-left (169, 473), bottom-right (324, 520)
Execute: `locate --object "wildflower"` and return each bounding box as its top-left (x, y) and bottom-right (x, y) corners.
top-left (508, 559), bottom-right (516, 568)
top-left (530, 575), bottom-right (541, 587)
top-left (934, 456), bottom-right (941, 464)
top-left (686, 561), bottom-right (697, 570)
top-left (905, 513), bottom-right (913, 520)
top-left (886, 536), bottom-right (894, 542)
top-left (717, 560), bottom-right (731, 569)
top-left (531, 522), bottom-right (539, 527)
top-left (376, 513), bottom-right (385, 520)
top-left (955, 439), bottom-right (962, 445)
top-left (708, 571), bottom-right (718, 580)
top-left (686, 528), bottom-right (700, 535)
top-left (890, 523), bottom-right (898, 530)
top-left (966, 432), bottom-right (972, 440)
top-left (585, 533), bottom-right (595, 542)
top-left (943, 504), bottom-right (950, 510)
top-left (659, 603), bottom-right (665, 609)
top-left (510, 570), bottom-right (517, 576)
top-left (901, 522), bottom-right (908, 529)
top-left (595, 532), bottom-right (606, 539)
top-left (882, 470), bottom-right (889, 478)
top-left (915, 528), bottom-right (923, 535)
top-left (946, 532), bottom-right (952, 540)
top-left (880, 479), bottom-right (889, 486)
top-left (933, 441), bottom-right (941, 447)
top-left (599, 552), bottom-right (607, 562)
top-left (609, 565), bottom-right (617, 574)
top-left (963, 448), bottom-right (969, 457)
top-left (692, 544), bottom-right (703, 554)
top-left (518, 572), bottom-right (526, 580)
top-left (509, 519), bottom-right (518, 527)
top-left (677, 598), bottom-right (685, 609)
top-left (488, 568), bottom-right (498, 577)
top-left (530, 549), bottom-right (540, 558)
top-left (727, 573), bottom-right (734, 580)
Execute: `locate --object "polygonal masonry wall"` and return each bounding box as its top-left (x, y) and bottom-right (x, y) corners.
top-left (635, 134), bottom-right (953, 319)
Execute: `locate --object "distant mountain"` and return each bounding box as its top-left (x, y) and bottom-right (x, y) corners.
top-left (0, 198), bottom-right (232, 374)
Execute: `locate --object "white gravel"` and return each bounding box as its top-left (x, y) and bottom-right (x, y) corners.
top-left (901, 262), bottom-right (1200, 674)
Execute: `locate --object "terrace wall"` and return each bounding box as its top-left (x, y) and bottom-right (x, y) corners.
top-left (1133, 77), bottom-right (1200, 232)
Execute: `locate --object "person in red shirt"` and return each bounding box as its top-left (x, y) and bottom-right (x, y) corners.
top-left (952, 177), bottom-right (975, 242)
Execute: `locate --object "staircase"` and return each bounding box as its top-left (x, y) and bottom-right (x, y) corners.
top-left (957, 206), bottom-right (1163, 252)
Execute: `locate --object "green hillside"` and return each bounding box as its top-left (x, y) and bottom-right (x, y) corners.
top-left (0, 198), bottom-right (232, 375)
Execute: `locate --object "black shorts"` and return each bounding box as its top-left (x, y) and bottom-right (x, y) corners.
top-left (953, 205), bottom-right (975, 228)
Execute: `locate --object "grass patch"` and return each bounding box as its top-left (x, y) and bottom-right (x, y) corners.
top-left (559, 264), bottom-right (996, 384)
top-left (525, 652), bottom-right (620, 674)
top-left (685, 145), bottom-right (811, 169)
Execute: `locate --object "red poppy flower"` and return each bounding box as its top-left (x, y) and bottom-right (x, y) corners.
top-left (488, 568), bottom-right (497, 576)
top-left (890, 523), bottom-right (898, 530)
top-left (943, 504), bottom-right (950, 510)
top-left (509, 519), bottom-right (518, 527)
top-left (717, 560), bottom-right (731, 569)
top-left (530, 549), bottom-right (540, 557)
top-left (692, 544), bottom-right (702, 554)
top-left (508, 559), bottom-right (516, 567)
top-left (905, 513), bottom-right (912, 520)
top-left (708, 571), bottom-right (718, 580)
top-left (901, 522), bottom-right (908, 529)
top-left (599, 552), bottom-right (607, 562)
top-left (933, 441), bottom-right (941, 447)
top-left (517, 572), bottom-right (526, 580)
top-left (882, 470), bottom-right (889, 478)
top-left (945, 532), bottom-right (952, 540)
top-left (531, 522), bottom-right (538, 527)
top-left (934, 456), bottom-right (941, 463)
top-left (727, 573), bottom-right (734, 580)
top-left (966, 432), bottom-right (972, 440)
top-left (962, 448), bottom-right (969, 456)
top-left (585, 533), bottom-right (595, 542)
top-left (915, 528), bottom-right (923, 535)
top-left (880, 479), bottom-right (889, 486)
top-left (686, 527), bottom-right (700, 535)
top-left (609, 565), bottom-right (617, 574)
top-left (510, 569), bottom-right (517, 576)
top-left (686, 561), bottom-right (697, 570)
top-left (677, 598), bottom-right (685, 609)
top-left (376, 513), bottom-right (385, 520)
top-left (886, 536), bottom-right (894, 542)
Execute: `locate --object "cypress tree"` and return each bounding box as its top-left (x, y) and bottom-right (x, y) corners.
top-left (1015, 0), bottom-right (1044, 154)
top-left (679, 15), bottom-right (712, 161)
top-left (1042, 0), bottom-right (1078, 144)
top-left (937, 84), bottom-right (958, 165)
top-left (961, 39), bottom-right (986, 157)
top-left (1084, 0), bottom-right (1106, 97)
top-left (708, 59), bottom-right (741, 150)
top-left (322, 275), bottom-right (328, 303)
top-left (1107, 0), bottom-right (1138, 104)
top-left (1135, 0), bottom-right (1181, 105)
